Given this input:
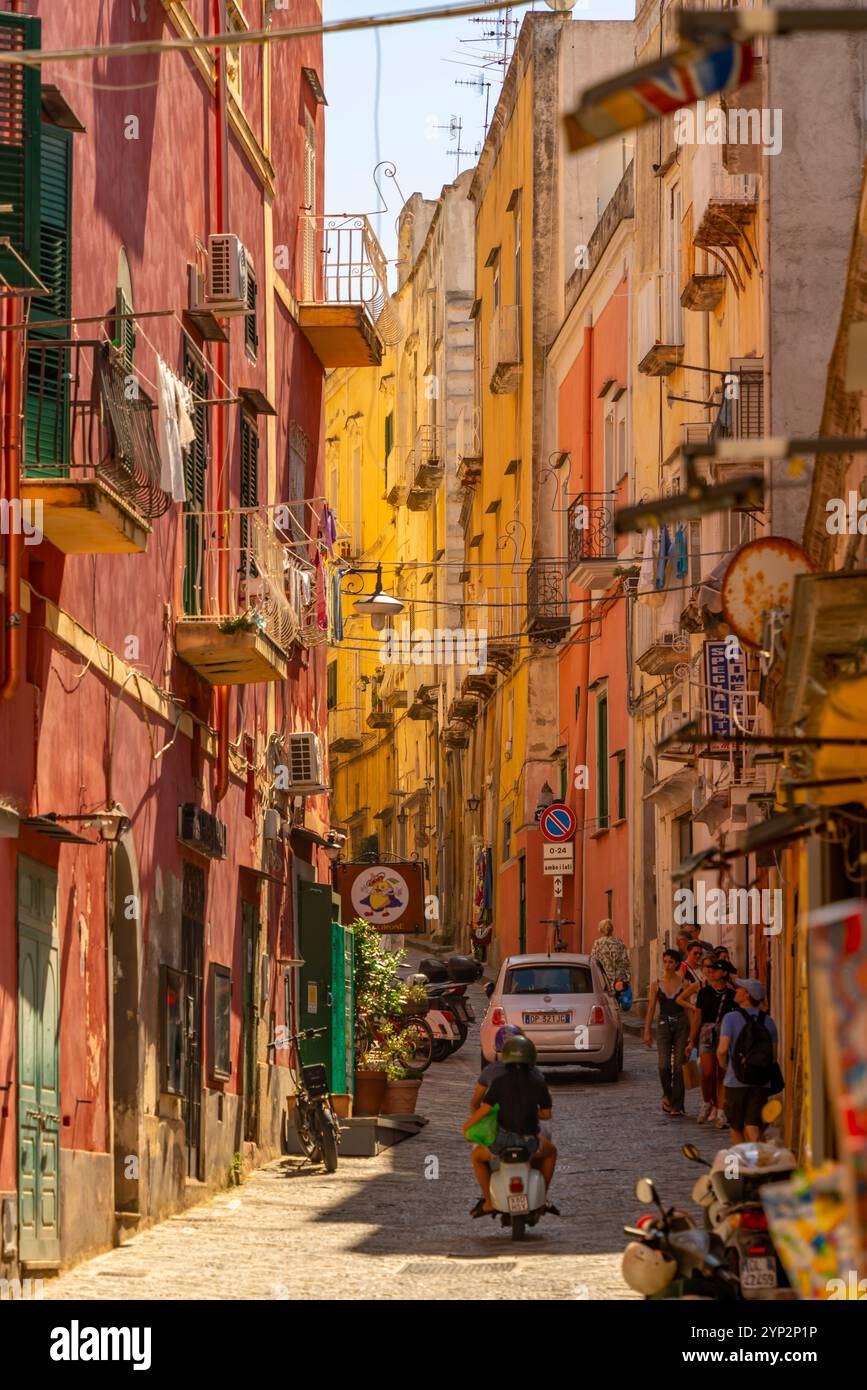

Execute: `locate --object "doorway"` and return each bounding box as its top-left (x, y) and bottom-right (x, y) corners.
top-left (112, 835), bottom-right (142, 1215)
top-left (241, 900), bottom-right (259, 1143)
top-left (181, 863), bottom-right (205, 1180)
top-left (17, 857), bottom-right (61, 1269)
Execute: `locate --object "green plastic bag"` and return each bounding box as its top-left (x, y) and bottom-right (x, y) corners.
top-left (466, 1103), bottom-right (499, 1147)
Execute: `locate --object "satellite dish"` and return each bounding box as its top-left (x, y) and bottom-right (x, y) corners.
top-left (721, 537), bottom-right (816, 649)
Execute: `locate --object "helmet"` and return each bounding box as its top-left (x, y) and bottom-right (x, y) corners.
top-left (495, 1023), bottom-right (524, 1052)
top-left (709, 1142), bottom-right (797, 1206)
top-left (501, 1035), bottom-right (537, 1066)
top-left (621, 1240), bottom-right (677, 1296)
top-left (408, 973), bottom-right (429, 987)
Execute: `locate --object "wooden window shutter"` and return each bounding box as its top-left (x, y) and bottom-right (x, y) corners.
top-left (25, 122), bottom-right (72, 476)
top-left (239, 413), bottom-right (259, 569)
top-left (244, 268), bottom-right (258, 360)
top-left (722, 57), bottom-right (764, 176)
top-left (0, 13), bottom-right (42, 286)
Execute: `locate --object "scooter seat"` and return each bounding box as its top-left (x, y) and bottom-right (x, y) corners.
top-left (501, 1145), bottom-right (532, 1163)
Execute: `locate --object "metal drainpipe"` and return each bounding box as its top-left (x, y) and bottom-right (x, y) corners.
top-left (1, 296), bottom-right (23, 703)
top-left (573, 313), bottom-right (593, 951)
top-left (214, 0), bottom-right (230, 803)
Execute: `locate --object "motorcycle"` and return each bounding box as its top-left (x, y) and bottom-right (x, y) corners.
top-left (484, 1137), bottom-right (550, 1242)
top-left (681, 1142), bottom-right (796, 1298)
top-left (622, 1177), bottom-right (739, 1300)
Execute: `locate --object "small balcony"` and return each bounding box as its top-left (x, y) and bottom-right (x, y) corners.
top-left (489, 304), bottom-right (522, 394)
top-left (485, 587), bottom-right (518, 672)
top-left (366, 703), bottom-right (394, 730)
top-left (20, 340), bottom-right (171, 554)
top-left (176, 509), bottom-right (300, 684)
top-left (692, 146), bottom-right (759, 289)
top-left (567, 492), bottom-right (619, 588)
top-left (296, 214), bottom-right (391, 367)
top-left (455, 405), bottom-right (482, 488)
top-left (636, 278), bottom-right (683, 378)
top-left (407, 679), bottom-right (437, 720)
top-left (385, 447), bottom-right (407, 507)
top-left (680, 273), bottom-right (726, 313)
top-left (710, 360), bottom-right (765, 481)
top-left (635, 620), bottom-right (690, 676)
top-left (527, 560), bottom-right (569, 644)
top-left (405, 425), bottom-right (444, 510)
top-left (461, 668), bottom-right (497, 702)
top-left (448, 694), bottom-right (480, 726)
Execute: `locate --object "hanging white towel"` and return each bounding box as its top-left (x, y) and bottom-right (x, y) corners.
top-left (175, 376), bottom-right (196, 453)
top-left (638, 528), bottom-right (664, 608)
top-left (156, 358), bottom-right (187, 503)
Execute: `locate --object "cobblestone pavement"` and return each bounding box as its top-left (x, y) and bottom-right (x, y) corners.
top-left (45, 971), bottom-right (714, 1301)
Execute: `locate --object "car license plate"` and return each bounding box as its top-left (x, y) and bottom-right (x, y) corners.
top-left (508, 1194), bottom-right (529, 1213)
top-left (523, 1011), bottom-right (571, 1025)
top-left (741, 1257), bottom-right (777, 1290)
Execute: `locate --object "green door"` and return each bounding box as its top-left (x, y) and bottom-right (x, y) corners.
top-left (297, 881), bottom-right (334, 1079)
top-left (330, 915), bottom-right (353, 1095)
top-left (17, 858), bottom-right (61, 1268)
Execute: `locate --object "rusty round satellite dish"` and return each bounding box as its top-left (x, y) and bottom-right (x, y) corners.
top-left (721, 537), bottom-right (815, 648)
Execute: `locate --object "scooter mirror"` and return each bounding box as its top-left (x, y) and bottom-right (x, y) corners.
top-left (635, 1177), bottom-right (658, 1205)
top-left (681, 1143), bottom-right (702, 1162)
top-left (762, 1097), bottom-right (782, 1125)
top-left (484, 981), bottom-right (495, 998)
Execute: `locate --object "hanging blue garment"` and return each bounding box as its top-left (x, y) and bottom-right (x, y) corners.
top-left (674, 525), bottom-right (688, 579)
top-left (331, 570), bottom-right (344, 641)
top-left (655, 526), bottom-right (672, 590)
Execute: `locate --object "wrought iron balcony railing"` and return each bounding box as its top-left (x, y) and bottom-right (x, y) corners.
top-left (527, 560), bottom-right (569, 643)
top-left (567, 491), bottom-right (616, 569)
top-left (23, 339), bottom-right (170, 521)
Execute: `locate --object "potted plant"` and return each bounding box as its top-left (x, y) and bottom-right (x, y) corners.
top-left (400, 981), bottom-right (429, 1017)
top-left (352, 917), bottom-right (406, 1116)
top-left (381, 1066), bottom-right (424, 1116)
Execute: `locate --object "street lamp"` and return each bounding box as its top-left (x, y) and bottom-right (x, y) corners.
top-left (343, 563), bottom-right (404, 632)
top-left (535, 781), bottom-right (556, 821)
top-left (466, 794), bottom-right (481, 813)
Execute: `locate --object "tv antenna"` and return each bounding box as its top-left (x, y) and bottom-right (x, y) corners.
top-left (455, 72), bottom-right (493, 136)
top-left (432, 115), bottom-right (472, 176)
top-left (459, 7), bottom-right (519, 79)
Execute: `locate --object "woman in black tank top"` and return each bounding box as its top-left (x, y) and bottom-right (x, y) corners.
top-left (643, 949), bottom-right (699, 1115)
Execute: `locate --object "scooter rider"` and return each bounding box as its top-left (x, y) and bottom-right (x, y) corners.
top-left (470, 1024), bottom-right (546, 1112)
top-left (464, 1035), bottom-right (556, 1216)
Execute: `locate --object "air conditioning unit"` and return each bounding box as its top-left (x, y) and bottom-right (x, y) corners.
top-left (285, 732), bottom-right (327, 794)
top-left (206, 233), bottom-right (250, 315)
top-left (660, 710), bottom-right (691, 742)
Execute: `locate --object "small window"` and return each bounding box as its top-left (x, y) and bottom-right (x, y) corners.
top-left (209, 963), bottom-right (232, 1082)
top-left (513, 203), bottom-right (522, 307)
top-left (596, 694), bottom-right (609, 830)
top-left (239, 413), bottom-right (259, 566)
top-left (326, 660), bottom-right (338, 710)
top-left (160, 965), bottom-right (185, 1096)
top-left (503, 814), bottom-right (512, 862)
top-left (244, 267), bottom-right (258, 362)
top-left (574, 685), bottom-right (581, 719)
top-left (615, 750), bottom-right (626, 821)
top-left (384, 409), bottom-right (394, 489)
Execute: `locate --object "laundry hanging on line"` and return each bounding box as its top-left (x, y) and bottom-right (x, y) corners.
top-left (156, 357), bottom-right (195, 503)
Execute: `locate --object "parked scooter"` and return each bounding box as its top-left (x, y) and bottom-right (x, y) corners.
top-left (410, 972), bottom-right (474, 1060)
top-left (681, 1142), bottom-right (796, 1298)
top-left (622, 1177), bottom-right (739, 1300)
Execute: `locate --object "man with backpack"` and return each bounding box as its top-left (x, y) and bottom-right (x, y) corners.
top-left (716, 978), bottom-right (780, 1143)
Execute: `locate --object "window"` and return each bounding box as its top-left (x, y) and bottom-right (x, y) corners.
top-left (603, 410), bottom-right (616, 494)
top-left (504, 965), bottom-right (593, 996)
top-left (384, 409), bottom-right (394, 490)
top-left (183, 344), bottom-right (210, 615)
top-left (239, 413), bottom-right (259, 565)
top-left (606, 889), bottom-right (613, 922)
top-left (615, 750), bottom-right (626, 821)
top-left (503, 814), bottom-right (512, 862)
top-left (574, 685), bottom-right (581, 719)
top-left (513, 203), bottom-right (522, 306)
top-left (225, 1), bottom-right (246, 108)
top-left (24, 118), bottom-right (74, 474)
top-left (596, 693), bottom-right (609, 830)
top-left (209, 964), bottom-right (232, 1082)
top-left (302, 111), bottom-right (316, 300)
top-left (160, 965), bottom-right (186, 1096)
top-left (675, 812), bottom-right (693, 899)
top-left (287, 421), bottom-right (310, 542)
top-left (326, 660), bottom-right (338, 710)
top-left (244, 266), bottom-right (258, 362)
top-left (492, 256), bottom-right (501, 310)
top-left (664, 183), bottom-right (683, 345)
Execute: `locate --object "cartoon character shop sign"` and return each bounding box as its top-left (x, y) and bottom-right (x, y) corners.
top-left (336, 862), bottom-right (426, 933)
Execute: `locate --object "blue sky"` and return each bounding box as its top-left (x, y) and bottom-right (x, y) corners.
top-left (323, 1), bottom-right (635, 274)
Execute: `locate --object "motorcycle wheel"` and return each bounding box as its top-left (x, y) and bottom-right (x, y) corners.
top-left (511, 1216), bottom-right (527, 1242)
top-left (294, 1100), bottom-right (320, 1160)
top-left (430, 1037), bottom-right (451, 1063)
top-left (316, 1108), bottom-right (339, 1173)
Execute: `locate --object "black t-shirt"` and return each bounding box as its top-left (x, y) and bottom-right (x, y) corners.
top-left (697, 983), bottom-right (735, 1026)
top-left (483, 1067), bottom-right (552, 1136)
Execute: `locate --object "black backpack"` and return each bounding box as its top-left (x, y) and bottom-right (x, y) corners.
top-left (731, 1008), bottom-right (775, 1086)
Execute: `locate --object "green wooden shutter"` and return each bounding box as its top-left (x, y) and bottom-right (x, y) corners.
top-left (182, 345), bottom-right (210, 615)
top-left (0, 13), bottom-right (41, 287)
top-left (596, 695), bottom-right (609, 830)
top-left (244, 269), bottom-right (258, 360)
top-left (239, 413), bottom-right (259, 572)
top-left (24, 122), bottom-right (72, 477)
top-left (115, 286), bottom-right (135, 371)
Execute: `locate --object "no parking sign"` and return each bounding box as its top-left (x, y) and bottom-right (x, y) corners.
top-left (540, 802), bottom-right (577, 842)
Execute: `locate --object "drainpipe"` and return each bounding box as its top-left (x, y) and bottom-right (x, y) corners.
top-left (214, 0), bottom-right (230, 803)
top-left (573, 313), bottom-right (593, 950)
top-left (1, 296), bottom-right (23, 703)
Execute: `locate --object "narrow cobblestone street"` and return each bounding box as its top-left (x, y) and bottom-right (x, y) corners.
top-left (44, 976), bottom-right (709, 1301)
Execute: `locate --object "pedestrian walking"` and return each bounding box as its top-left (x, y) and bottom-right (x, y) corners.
top-left (590, 918), bottom-right (631, 993)
top-left (643, 949), bottom-right (699, 1117)
top-left (680, 940), bottom-right (705, 986)
top-left (689, 955), bottom-right (735, 1125)
top-left (716, 978), bottom-right (781, 1143)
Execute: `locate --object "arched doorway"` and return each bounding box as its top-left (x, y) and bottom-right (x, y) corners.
top-left (111, 826), bottom-right (142, 1219)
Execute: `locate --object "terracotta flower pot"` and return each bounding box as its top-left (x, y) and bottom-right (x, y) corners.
top-left (353, 1068), bottom-right (388, 1116)
top-left (380, 1078), bottom-right (422, 1115)
top-left (331, 1093), bottom-right (353, 1119)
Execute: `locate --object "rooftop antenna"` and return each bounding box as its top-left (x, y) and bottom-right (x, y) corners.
top-left (459, 6), bottom-right (519, 80)
top-left (455, 72), bottom-right (493, 137)
top-left (432, 114), bottom-right (472, 176)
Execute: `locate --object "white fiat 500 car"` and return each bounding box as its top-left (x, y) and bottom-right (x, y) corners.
top-left (480, 953), bottom-right (624, 1082)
